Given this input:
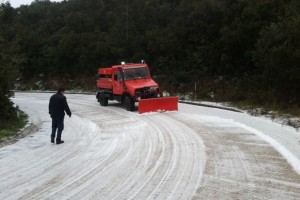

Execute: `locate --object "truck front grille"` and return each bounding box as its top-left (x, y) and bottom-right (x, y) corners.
top-left (135, 87), bottom-right (159, 99)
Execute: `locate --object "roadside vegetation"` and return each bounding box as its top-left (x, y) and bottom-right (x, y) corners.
top-left (0, 110), bottom-right (27, 142)
top-left (0, 84), bottom-right (27, 141)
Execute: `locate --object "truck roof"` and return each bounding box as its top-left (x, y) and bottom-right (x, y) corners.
top-left (98, 63), bottom-right (148, 75)
top-left (112, 63), bottom-right (148, 69)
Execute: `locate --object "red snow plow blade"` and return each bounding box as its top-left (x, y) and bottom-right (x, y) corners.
top-left (138, 97), bottom-right (178, 114)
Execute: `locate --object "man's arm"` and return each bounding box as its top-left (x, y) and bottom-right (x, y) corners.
top-left (63, 97), bottom-right (72, 117)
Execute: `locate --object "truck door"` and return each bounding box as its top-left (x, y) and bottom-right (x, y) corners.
top-left (113, 68), bottom-right (124, 95)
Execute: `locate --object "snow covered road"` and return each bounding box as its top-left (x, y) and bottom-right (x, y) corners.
top-left (1, 92), bottom-right (300, 199)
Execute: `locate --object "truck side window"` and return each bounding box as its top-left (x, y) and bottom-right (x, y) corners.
top-left (116, 71), bottom-right (122, 81)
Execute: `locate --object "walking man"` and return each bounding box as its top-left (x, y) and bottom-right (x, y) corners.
top-left (49, 87), bottom-right (72, 144)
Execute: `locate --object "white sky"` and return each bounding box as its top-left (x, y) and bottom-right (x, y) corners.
top-left (3, 0), bottom-right (63, 8)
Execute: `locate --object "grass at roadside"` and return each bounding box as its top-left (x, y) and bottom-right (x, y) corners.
top-left (0, 111), bottom-right (28, 141)
top-left (234, 100), bottom-right (300, 116)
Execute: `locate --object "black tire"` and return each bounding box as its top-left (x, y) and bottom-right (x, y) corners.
top-left (99, 95), bottom-right (108, 106)
top-left (124, 95), bottom-right (134, 111)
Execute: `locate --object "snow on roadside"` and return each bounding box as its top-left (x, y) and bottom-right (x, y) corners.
top-left (180, 99), bottom-right (300, 129)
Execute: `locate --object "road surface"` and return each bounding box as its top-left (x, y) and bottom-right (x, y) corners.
top-left (1, 92), bottom-right (300, 199)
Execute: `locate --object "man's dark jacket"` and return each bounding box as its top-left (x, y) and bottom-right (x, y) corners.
top-left (49, 93), bottom-right (71, 118)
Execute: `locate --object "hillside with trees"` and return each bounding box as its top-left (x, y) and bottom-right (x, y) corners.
top-left (1, 0), bottom-right (300, 126)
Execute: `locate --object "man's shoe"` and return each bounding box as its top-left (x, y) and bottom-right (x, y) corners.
top-left (56, 140), bottom-right (64, 144)
top-left (51, 138), bottom-right (54, 143)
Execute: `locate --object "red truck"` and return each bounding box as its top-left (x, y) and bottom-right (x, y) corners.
top-left (96, 62), bottom-right (178, 113)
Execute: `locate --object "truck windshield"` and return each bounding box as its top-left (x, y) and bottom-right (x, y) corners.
top-left (124, 67), bottom-right (149, 80)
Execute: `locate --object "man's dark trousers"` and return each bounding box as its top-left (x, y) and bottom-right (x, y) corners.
top-left (51, 116), bottom-right (64, 142)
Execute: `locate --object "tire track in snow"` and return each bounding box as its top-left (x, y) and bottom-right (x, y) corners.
top-left (4, 118), bottom-right (104, 200)
top-left (128, 114), bottom-right (205, 200)
top-left (170, 113), bottom-right (300, 200)
top-left (2, 93), bottom-right (207, 200)
top-left (66, 96), bottom-right (206, 199)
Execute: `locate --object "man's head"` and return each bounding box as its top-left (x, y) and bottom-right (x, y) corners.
top-left (57, 87), bottom-right (65, 94)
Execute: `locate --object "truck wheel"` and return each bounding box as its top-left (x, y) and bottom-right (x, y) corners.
top-left (124, 96), bottom-right (134, 111)
top-left (99, 96), bottom-right (108, 106)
